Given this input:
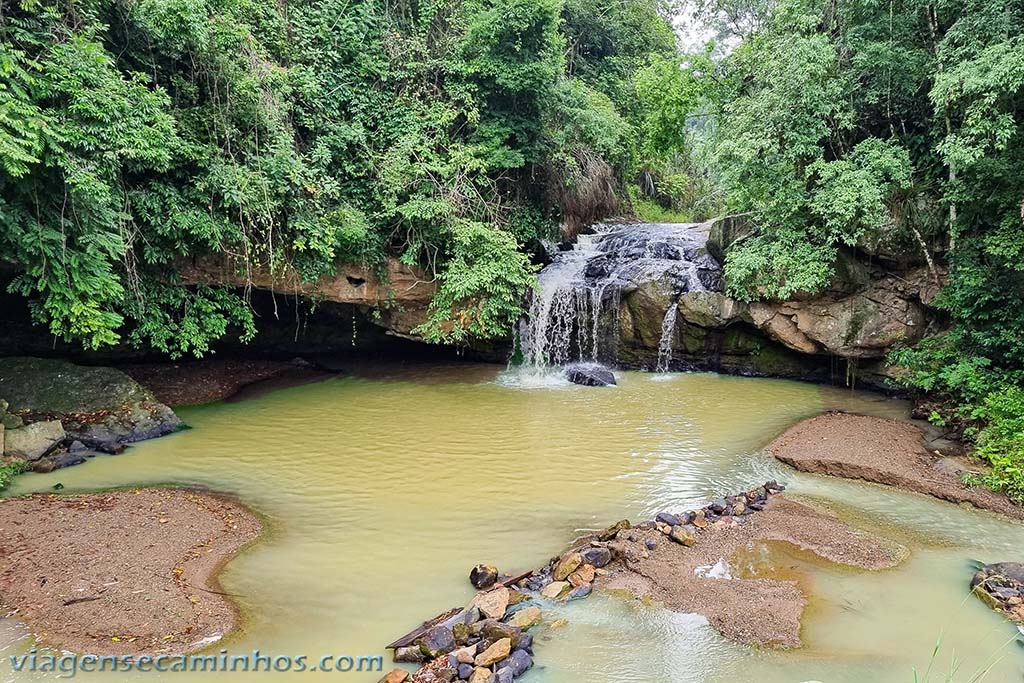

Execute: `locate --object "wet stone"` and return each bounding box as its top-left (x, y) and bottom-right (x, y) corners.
top-left (580, 546), bottom-right (612, 568)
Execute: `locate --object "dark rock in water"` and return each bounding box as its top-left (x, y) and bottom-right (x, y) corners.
top-left (564, 363), bottom-right (616, 387)
top-left (505, 649), bottom-right (533, 677)
top-left (32, 450), bottom-right (90, 473)
top-left (655, 512), bottom-right (680, 526)
top-left (580, 546), bottom-right (612, 568)
top-left (517, 633), bottom-right (533, 653)
top-left (470, 564), bottom-right (499, 590)
top-left (494, 667), bottom-right (514, 683)
top-left (971, 562), bottom-right (1024, 622)
top-left (394, 646), bottom-right (425, 663)
top-left (418, 624), bottom-right (455, 658)
top-left (709, 498), bottom-right (728, 514)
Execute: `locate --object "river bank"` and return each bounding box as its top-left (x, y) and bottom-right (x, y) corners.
top-left (0, 488), bottom-right (260, 655)
top-left (769, 411), bottom-right (1024, 520)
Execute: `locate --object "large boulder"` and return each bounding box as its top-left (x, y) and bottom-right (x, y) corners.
top-left (0, 357), bottom-right (181, 448)
top-left (564, 363), bottom-right (616, 387)
top-left (4, 420), bottom-right (64, 461)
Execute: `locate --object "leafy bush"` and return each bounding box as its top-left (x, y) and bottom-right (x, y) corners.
top-left (969, 388), bottom-right (1024, 503)
top-left (0, 460), bottom-right (29, 492)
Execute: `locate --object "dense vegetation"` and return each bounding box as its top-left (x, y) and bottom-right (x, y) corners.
top-left (1, 0), bottom-right (677, 350)
top-left (680, 0), bottom-right (1024, 499)
top-left (3, 0), bottom-right (1023, 497)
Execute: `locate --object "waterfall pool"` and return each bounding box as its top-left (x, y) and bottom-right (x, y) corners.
top-left (2, 362), bottom-right (1022, 682)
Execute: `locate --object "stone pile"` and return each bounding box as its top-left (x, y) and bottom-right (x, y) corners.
top-left (971, 562), bottom-right (1024, 623)
top-left (381, 481), bottom-right (787, 683)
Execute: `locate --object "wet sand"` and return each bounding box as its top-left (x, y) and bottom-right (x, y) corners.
top-left (0, 488), bottom-right (260, 655)
top-left (769, 412), bottom-right (1024, 520)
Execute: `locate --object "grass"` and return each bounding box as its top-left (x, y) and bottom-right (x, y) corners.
top-left (0, 459), bottom-right (28, 492)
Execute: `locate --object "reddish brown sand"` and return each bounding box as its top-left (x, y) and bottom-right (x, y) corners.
top-left (0, 488), bottom-right (260, 655)
top-left (124, 359), bottom-right (329, 406)
top-left (769, 412), bottom-right (1024, 520)
top-left (597, 496), bottom-right (904, 647)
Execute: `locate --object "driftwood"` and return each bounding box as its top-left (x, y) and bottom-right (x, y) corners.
top-left (386, 607), bottom-right (462, 649)
top-left (496, 569), bottom-right (534, 588)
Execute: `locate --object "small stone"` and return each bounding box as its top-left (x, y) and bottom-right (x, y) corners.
top-left (732, 502), bottom-right (747, 515)
top-left (468, 668), bottom-right (494, 683)
top-left (418, 625), bottom-right (455, 658)
top-left (479, 619), bottom-right (522, 647)
top-left (692, 512), bottom-right (708, 529)
top-left (393, 646), bottom-right (424, 663)
top-left (451, 645), bottom-right (478, 664)
top-left (379, 669), bottom-right (409, 683)
top-left (709, 498), bottom-right (728, 514)
top-left (656, 522), bottom-right (671, 535)
top-left (549, 618), bottom-right (569, 629)
top-left (567, 583), bottom-right (592, 600)
top-left (475, 638), bottom-right (511, 667)
top-left (458, 663), bottom-right (474, 680)
top-left (494, 667), bottom-right (513, 683)
top-left (505, 649), bottom-right (533, 677)
top-left (506, 605), bottom-right (541, 630)
top-left (552, 552), bottom-right (582, 581)
top-left (597, 520), bottom-right (630, 541)
top-left (470, 565), bottom-right (499, 590)
top-left (506, 589), bottom-right (529, 606)
top-left (669, 525), bottom-right (696, 546)
top-left (518, 633), bottom-right (533, 652)
top-left (452, 622), bottom-right (471, 644)
top-left (575, 564), bottom-right (595, 582)
top-left (540, 581), bottom-right (570, 599)
top-left (655, 512), bottom-right (680, 526)
top-left (580, 546), bottom-right (612, 568)
top-left (645, 538), bottom-right (658, 550)
top-left (473, 587), bottom-right (510, 620)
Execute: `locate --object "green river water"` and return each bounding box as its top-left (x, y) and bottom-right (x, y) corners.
top-left (2, 362), bottom-right (1023, 682)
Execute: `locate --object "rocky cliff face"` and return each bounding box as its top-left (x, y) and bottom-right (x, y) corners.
top-left (527, 219), bottom-right (942, 387)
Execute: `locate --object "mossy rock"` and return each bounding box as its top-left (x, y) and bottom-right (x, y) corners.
top-left (0, 357), bottom-right (181, 447)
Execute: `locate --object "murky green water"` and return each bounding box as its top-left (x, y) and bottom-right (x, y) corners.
top-left (3, 363), bottom-right (1023, 682)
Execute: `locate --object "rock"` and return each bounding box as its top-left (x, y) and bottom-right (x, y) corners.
top-left (473, 587), bottom-right (510, 620)
top-left (0, 357), bottom-right (181, 447)
top-left (474, 638), bottom-right (511, 667)
top-left (470, 565), bottom-right (499, 590)
top-left (418, 625), bottom-right (456, 658)
top-left (575, 564), bottom-right (596, 583)
top-left (506, 589), bottom-right (529, 606)
top-left (669, 525), bottom-right (696, 546)
top-left (457, 663), bottom-right (473, 680)
top-left (468, 668), bottom-right (494, 683)
top-left (477, 619), bottom-right (522, 647)
top-left (580, 546), bottom-right (612, 567)
top-left (567, 583), bottom-right (592, 600)
top-left (380, 669), bottom-right (410, 683)
top-left (972, 562), bottom-right (1024, 622)
top-left (540, 581), bottom-right (570, 599)
top-left (32, 451), bottom-right (89, 473)
top-left (450, 645), bottom-right (477, 665)
top-left (493, 667), bottom-right (513, 683)
top-left (4, 420), bottom-right (64, 461)
top-left (645, 538), bottom-right (658, 550)
top-left (505, 606), bottom-right (541, 630)
top-left (564, 362), bottom-right (616, 387)
top-left (597, 519), bottom-right (630, 541)
top-left (394, 646), bottom-right (425, 663)
top-left (552, 552), bottom-right (582, 581)
top-left (518, 633), bottom-right (533, 652)
top-left (655, 512), bottom-right (680, 526)
top-left (708, 498), bottom-right (728, 514)
top-left (452, 622), bottom-right (471, 644)
top-left (505, 649), bottom-right (533, 677)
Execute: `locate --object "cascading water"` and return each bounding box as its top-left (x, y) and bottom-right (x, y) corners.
top-left (656, 302), bottom-right (679, 372)
top-left (518, 223), bottom-right (722, 373)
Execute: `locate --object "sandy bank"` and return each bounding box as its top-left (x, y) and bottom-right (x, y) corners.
top-left (0, 488), bottom-right (260, 655)
top-left (769, 412), bottom-right (1024, 520)
top-left (595, 495), bottom-right (903, 647)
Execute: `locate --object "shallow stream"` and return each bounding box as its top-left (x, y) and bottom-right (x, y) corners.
top-left (3, 363), bottom-right (1023, 682)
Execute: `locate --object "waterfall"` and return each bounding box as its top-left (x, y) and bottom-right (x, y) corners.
top-left (519, 223), bottom-right (721, 372)
top-left (656, 302), bottom-right (679, 372)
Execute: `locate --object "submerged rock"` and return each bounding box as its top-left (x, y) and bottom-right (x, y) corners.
top-left (564, 363), bottom-right (616, 387)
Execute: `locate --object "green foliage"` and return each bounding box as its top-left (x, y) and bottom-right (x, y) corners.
top-left (0, 459), bottom-right (28, 492)
top-left (1, 0), bottom-right (678, 349)
top-left (968, 388), bottom-right (1024, 503)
